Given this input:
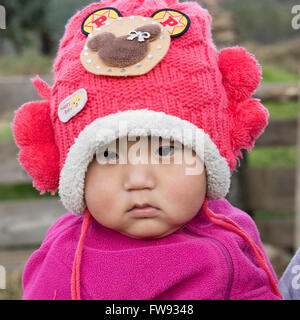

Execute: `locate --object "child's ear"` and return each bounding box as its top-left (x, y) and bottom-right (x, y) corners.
top-left (218, 47), bottom-right (269, 161)
top-left (12, 76), bottom-right (60, 195)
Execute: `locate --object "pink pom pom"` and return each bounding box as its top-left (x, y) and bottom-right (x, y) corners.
top-left (19, 143), bottom-right (60, 194)
top-left (230, 99), bottom-right (269, 156)
top-left (12, 98), bottom-right (60, 195)
top-left (12, 100), bottom-right (55, 147)
top-left (218, 46), bottom-right (262, 103)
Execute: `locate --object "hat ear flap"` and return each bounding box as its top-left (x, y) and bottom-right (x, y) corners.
top-left (218, 46), bottom-right (262, 103)
top-left (12, 78), bottom-right (59, 195)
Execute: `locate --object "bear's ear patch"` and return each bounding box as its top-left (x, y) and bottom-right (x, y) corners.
top-left (81, 7), bottom-right (122, 36)
top-left (150, 8), bottom-right (190, 38)
top-left (218, 46), bottom-right (262, 103)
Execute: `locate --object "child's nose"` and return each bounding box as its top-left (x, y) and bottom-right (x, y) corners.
top-left (123, 164), bottom-right (155, 191)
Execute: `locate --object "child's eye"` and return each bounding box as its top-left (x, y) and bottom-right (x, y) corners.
top-left (155, 145), bottom-right (175, 157)
top-left (98, 149), bottom-right (119, 163)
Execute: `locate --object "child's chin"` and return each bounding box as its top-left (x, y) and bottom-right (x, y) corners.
top-left (121, 227), bottom-right (177, 241)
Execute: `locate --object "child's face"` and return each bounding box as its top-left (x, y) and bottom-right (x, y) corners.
top-left (84, 136), bottom-right (206, 240)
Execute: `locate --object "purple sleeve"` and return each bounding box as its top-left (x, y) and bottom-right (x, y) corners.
top-left (22, 213), bottom-right (77, 300)
top-left (217, 200), bottom-right (281, 299)
top-left (22, 247), bottom-right (72, 300)
top-left (232, 218), bottom-right (281, 299)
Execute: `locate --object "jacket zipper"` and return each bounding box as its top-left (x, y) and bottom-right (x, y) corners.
top-left (182, 228), bottom-right (234, 300)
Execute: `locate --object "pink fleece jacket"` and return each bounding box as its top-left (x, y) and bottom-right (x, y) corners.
top-left (22, 198), bottom-right (280, 300)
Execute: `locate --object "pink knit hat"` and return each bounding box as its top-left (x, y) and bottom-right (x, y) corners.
top-left (12, 0), bottom-right (268, 216)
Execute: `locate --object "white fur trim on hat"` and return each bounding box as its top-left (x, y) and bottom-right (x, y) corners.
top-left (59, 109), bottom-right (231, 215)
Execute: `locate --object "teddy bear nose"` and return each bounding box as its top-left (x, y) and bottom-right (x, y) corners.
top-left (87, 24), bottom-right (161, 68)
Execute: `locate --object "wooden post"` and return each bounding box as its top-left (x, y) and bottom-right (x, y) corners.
top-left (294, 68), bottom-right (300, 251)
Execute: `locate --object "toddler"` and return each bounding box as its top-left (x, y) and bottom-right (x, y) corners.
top-left (12, 0), bottom-right (282, 300)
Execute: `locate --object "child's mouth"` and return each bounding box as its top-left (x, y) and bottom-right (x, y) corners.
top-left (127, 205), bottom-right (159, 218)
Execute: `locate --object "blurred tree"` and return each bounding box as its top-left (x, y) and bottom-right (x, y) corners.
top-left (220, 0), bottom-right (299, 44)
top-left (45, 0), bottom-right (94, 55)
top-left (1, 0), bottom-right (51, 54)
top-left (1, 0), bottom-right (94, 55)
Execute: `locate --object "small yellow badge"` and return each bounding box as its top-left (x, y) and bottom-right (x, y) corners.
top-left (58, 89), bottom-right (87, 123)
